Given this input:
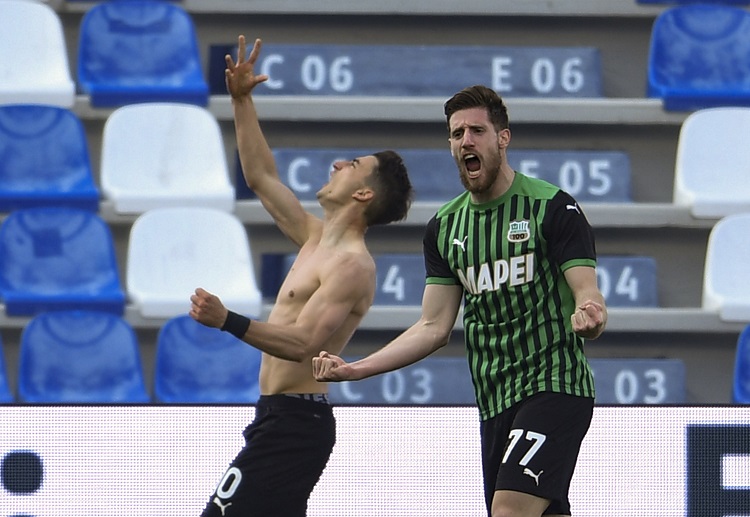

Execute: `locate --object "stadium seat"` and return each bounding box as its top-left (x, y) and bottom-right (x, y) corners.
top-left (18, 310), bottom-right (150, 403)
top-left (0, 0), bottom-right (75, 107)
top-left (101, 103), bottom-right (234, 214)
top-left (702, 213), bottom-right (750, 322)
top-left (0, 207), bottom-right (126, 316)
top-left (647, 4), bottom-right (750, 110)
top-left (674, 107), bottom-right (750, 218)
top-left (732, 324), bottom-right (750, 404)
top-left (77, 0), bottom-right (209, 107)
top-left (127, 207), bottom-right (262, 319)
top-left (0, 105), bottom-right (99, 212)
top-left (0, 334), bottom-right (14, 403)
top-left (154, 315), bottom-right (261, 403)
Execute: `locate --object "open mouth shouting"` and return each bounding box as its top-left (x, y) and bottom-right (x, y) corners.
top-left (462, 153), bottom-right (482, 179)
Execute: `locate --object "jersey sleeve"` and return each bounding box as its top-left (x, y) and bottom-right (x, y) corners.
top-left (423, 215), bottom-right (459, 285)
top-left (542, 190), bottom-right (597, 272)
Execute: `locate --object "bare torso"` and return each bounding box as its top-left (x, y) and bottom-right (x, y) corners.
top-left (259, 239), bottom-right (375, 394)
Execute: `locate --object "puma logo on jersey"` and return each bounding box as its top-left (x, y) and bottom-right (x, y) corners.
top-left (213, 497), bottom-right (233, 516)
top-left (523, 468), bottom-right (543, 486)
top-left (452, 237), bottom-right (468, 251)
top-left (566, 203), bottom-right (580, 213)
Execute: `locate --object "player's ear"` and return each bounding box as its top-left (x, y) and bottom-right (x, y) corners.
top-left (353, 187), bottom-right (374, 202)
top-left (497, 128), bottom-right (511, 149)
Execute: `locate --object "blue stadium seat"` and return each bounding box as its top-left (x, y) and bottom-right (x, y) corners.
top-left (647, 4), bottom-right (750, 110)
top-left (209, 43), bottom-right (602, 97)
top-left (154, 315), bottom-right (261, 403)
top-left (0, 207), bottom-right (126, 316)
top-left (0, 105), bottom-right (99, 212)
top-left (0, 0), bottom-right (75, 107)
top-left (77, 0), bottom-right (209, 107)
top-left (18, 311), bottom-right (150, 403)
top-left (0, 334), bottom-right (14, 403)
top-left (732, 324), bottom-right (750, 404)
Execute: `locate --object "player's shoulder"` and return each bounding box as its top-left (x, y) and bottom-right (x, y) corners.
top-left (514, 172), bottom-right (562, 201)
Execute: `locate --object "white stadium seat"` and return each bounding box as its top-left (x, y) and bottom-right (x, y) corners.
top-left (101, 103), bottom-right (235, 214)
top-left (702, 213), bottom-right (750, 322)
top-left (674, 107), bottom-right (750, 218)
top-left (126, 207), bottom-right (261, 319)
top-left (0, 0), bottom-right (75, 107)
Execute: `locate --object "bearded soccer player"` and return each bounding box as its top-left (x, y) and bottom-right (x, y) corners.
top-left (313, 84), bottom-right (606, 517)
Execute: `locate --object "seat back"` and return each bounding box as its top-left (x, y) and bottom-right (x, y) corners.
top-left (674, 107), bottom-right (750, 218)
top-left (702, 213), bottom-right (750, 321)
top-left (101, 103), bottom-right (233, 213)
top-left (18, 310), bottom-right (150, 403)
top-left (154, 315), bottom-right (261, 403)
top-left (0, 0), bottom-right (75, 107)
top-left (647, 4), bottom-right (750, 110)
top-left (0, 105), bottom-right (99, 212)
top-left (0, 207), bottom-right (125, 316)
top-left (127, 207), bottom-right (262, 319)
top-left (77, 0), bottom-right (208, 107)
top-left (733, 324), bottom-right (750, 403)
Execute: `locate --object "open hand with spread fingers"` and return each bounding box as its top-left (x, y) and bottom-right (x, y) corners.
top-left (225, 35), bottom-right (269, 99)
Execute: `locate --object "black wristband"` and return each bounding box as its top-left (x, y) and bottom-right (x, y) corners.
top-left (221, 310), bottom-right (251, 339)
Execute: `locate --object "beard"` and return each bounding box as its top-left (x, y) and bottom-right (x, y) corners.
top-left (458, 153), bottom-right (502, 194)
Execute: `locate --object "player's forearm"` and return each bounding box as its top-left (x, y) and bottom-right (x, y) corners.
top-left (232, 95), bottom-right (278, 190)
top-left (349, 320), bottom-right (449, 380)
top-left (238, 318), bottom-right (312, 362)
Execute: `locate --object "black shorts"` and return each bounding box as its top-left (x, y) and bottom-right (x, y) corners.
top-left (480, 392), bottom-right (594, 516)
top-left (201, 394), bottom-right (336, 517)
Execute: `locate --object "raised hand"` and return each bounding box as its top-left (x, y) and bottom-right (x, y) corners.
top-left (225, 35), bottom-right (269, 99)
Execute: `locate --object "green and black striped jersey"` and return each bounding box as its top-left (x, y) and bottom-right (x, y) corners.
top-left (423, 172), bottom-right (597, 420)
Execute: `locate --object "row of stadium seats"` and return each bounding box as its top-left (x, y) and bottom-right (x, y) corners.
top-left (2, 102), bottom-right (749, 220)
top-left (0, 307), bottom-right (705, 405)
top-left (0, 206), bottom-right (262, 319)
top-left (1, 205), bottom-right (749, 328)
top-left (3, 1), bottom-right (750, 111)
top-left (2, 0), bottom-right (748, 406)
top-left (0, 310), bottom-right (261, 403)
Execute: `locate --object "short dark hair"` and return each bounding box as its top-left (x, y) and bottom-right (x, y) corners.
top-left (443, 85), bottom-right (509, 132)
top-left (364, 150), bottom-right (413, 226)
